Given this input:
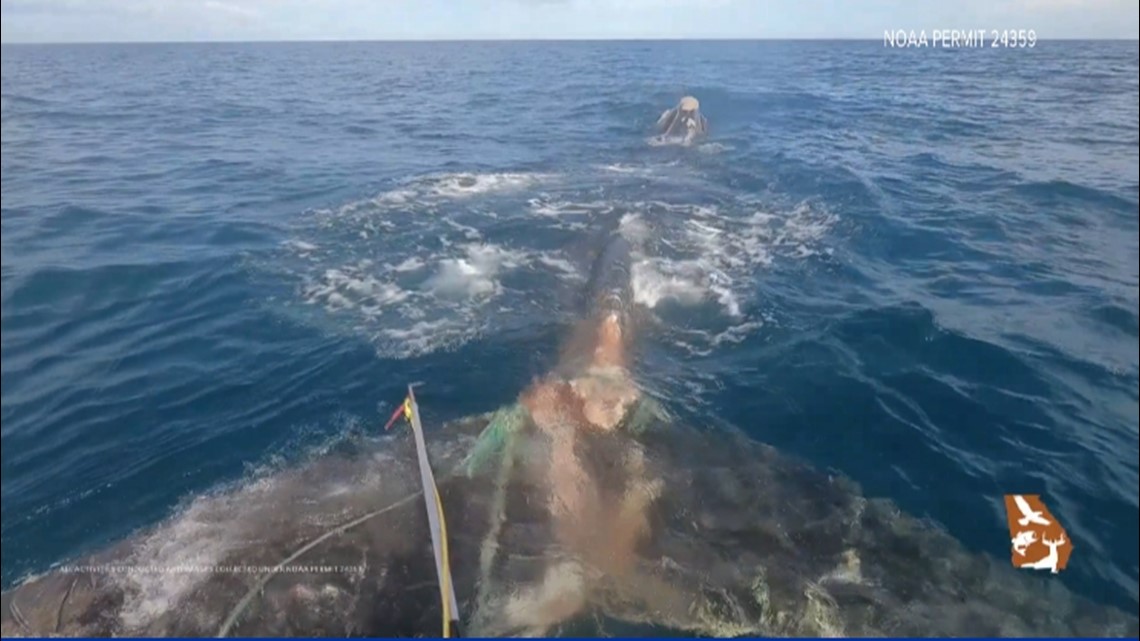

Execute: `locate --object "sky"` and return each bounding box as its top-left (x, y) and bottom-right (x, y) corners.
top-left (1, 0), bottom-right (1138, 43)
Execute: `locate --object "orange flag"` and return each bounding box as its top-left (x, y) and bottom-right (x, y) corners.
top-left (384, 397), bottom-right (413, 431)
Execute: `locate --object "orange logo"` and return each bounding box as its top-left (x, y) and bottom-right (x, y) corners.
top-left (1002, 494), bottom-right (1072, 573)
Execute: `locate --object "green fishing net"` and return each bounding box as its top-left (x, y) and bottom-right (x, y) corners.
top-left (463, 387), bottom-right (664, 480)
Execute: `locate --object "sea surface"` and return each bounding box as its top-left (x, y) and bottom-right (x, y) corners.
top-left (2, 40), bottom-right (1138, 614)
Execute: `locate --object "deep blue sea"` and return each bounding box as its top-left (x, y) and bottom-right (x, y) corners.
top-left (2, 40), bottom-right (1138, 615)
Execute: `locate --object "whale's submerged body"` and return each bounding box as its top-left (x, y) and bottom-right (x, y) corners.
top-left (3, 234), bottom-right (1137, 638)
top-left (1, 410), bottom-right (1137, 638)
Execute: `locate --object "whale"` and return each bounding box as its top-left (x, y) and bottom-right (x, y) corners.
top-left (655, 96), bottom-right (709, 146)
top-left (2, 234), bottom-right (1137, 638)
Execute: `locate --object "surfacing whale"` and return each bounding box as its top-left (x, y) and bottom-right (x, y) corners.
top-left (4, 414), bottom-right (1136, 637)
top-left (654, 96), bottom-right (709, 146)
top-left (2, 235), bottom-right (1137, 638)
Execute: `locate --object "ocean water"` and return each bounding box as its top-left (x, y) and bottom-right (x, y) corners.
top-left (1, 40), bottom-right (1137, 616)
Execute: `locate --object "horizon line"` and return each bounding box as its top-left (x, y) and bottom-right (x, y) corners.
top-left (4, 35), bottom-right (1138, 46)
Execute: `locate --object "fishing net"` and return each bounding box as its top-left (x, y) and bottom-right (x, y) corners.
top-left (450, 386), bottom-right (1138, 638)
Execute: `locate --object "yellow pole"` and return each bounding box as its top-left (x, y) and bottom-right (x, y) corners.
top-left (405, 385), bottom-right (462, 637)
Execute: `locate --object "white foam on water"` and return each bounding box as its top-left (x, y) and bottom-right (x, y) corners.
top-left (619, 202), bottom-right (834, 317)
top-left (372, 187), bottom-right (418, 206)
top-left (282, 239), bottom-right (318, 254)
top-left (301, 266), bottom-right (411, 312)
top-left (292, 246), bottom-right (577, 359)
top-left (601, 163), bottom-right (642, 174)
top-left (528, 197), bottom-right (614, 218)
top-left (666, 318), bottom-right (771, 357)
top-left (424, 172), bottom-right (551, 199)
top-left (274, 170), bottom-right (578, 358)
top-left (618, 212), bottom-right (652, 245)
top-left (697, 142), bottom-right (732, 154)
top-left (535, 254), bottom-right (584, 281)
top-left (630, 258), bottom-right (709, 309)
top-left (306, 172), bottom-right (554, 228)
top-left (609, 199), bottom-right (834, 357)
top-left (390, 172), bottom-right (551, 203)
top-left (445, 218), bottom-right (485, 240)
top-left (425, 243), bottom-right (525, 300)
top-left (287, 208), bottom-right (579, 358)
top-left (621, 211), bottom-right (737, 315)
top-left (646, 134), bottom-right (694, 147)
top-left (596, 162), bottom-right (674, 177)
top-left (392, 256), bottom-right (425, 272)
top-left (376, 317), bottom-right (474, 358)
top-left (319, 197), bottom-right (400, 224)
top-left (275, 166), bottom-right (832, 360)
